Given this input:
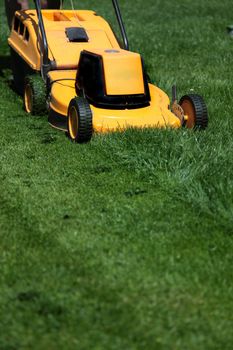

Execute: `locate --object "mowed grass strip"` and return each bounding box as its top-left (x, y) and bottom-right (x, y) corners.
top-left (0, 0), bottom-right (233, 349)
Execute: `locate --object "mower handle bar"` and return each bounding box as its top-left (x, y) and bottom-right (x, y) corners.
top-left (34, 0), bottom-right (50, 78)
top-left (111, 0), bottom-right (129, 50)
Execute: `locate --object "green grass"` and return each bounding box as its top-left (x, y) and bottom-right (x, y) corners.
top-left (0, 0), bottom-right (233, 349)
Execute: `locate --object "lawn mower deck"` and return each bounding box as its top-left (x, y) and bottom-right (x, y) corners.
top-left (48, 67), bottom-right (180, 133)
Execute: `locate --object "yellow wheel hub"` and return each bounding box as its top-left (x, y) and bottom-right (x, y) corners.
top-left (68, 106), bottom-right (79, 140)
top-left (180, 100), bottom-right (195, 128)
top-left (24, 84), bottom-right (33, 114)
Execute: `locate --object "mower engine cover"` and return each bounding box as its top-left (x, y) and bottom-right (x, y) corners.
top-left (76, 49), bottom-right (151, 109)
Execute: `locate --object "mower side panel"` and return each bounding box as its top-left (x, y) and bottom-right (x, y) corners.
top-left (8, 12), bottom-right (42, 71)
top-left (48, 70), bottom-right (76, 130)
top-left (48, 70), bottom-right (77, 116)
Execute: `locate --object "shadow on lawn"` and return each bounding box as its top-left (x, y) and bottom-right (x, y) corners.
top-left (0, 55), bottom-right (11, 77)
top-left (0, 54), bottom-right (19, 94)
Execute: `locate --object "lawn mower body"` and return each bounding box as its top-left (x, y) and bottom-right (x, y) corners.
top-left (8, 1), bottom-right (207, 142)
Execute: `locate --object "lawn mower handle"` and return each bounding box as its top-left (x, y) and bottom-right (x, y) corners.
top-left (112, 0), bottom-right (129, 50)
top-left (34, 0), bottom-right (50, 78)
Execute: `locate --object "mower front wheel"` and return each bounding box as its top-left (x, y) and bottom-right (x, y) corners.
top-left (179, 94), bottom-right (208, 130)
top-left (24, 75), bottom-right (47, 116)
top-left (67, 97), bottom-right (93, 143)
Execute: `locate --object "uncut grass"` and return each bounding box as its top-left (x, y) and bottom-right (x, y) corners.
top-left (0, 0), bottom-right (233, 349)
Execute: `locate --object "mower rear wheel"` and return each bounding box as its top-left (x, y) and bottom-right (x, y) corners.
top-left (179, 94), bottom-right (208, 130)
top-left (24, 75), bottom-right (47, 116)
top-left (67, 97), bottom-right (93, 143)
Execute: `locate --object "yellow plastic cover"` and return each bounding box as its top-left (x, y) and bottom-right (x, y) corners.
top-left (89, 49), bottom-right (145, 96)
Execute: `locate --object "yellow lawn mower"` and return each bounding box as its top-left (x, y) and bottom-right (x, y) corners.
top-left (8, 0), bottom-right (208, 143)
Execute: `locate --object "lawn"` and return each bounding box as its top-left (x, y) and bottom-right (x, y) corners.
top-left (0, 0), bottom-right (233, 349)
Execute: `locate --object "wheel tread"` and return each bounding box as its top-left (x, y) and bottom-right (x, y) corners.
top-left (179, 94), bottom-right (208, 130)
top-left (24, 75), bottom-right (47, 116)
top-left (68, 97), bottom-right (93, 143)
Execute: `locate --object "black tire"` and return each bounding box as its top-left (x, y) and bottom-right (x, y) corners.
top-left (24, 75), bottom-right (47, 116)
top-left (67, 97), bottom-right (93, 143)
top-left (179, 94), bottom-right (208, 130)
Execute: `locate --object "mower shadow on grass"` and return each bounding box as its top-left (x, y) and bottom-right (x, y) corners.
top-left (0, 55), bottom-right (11, 76)
top-left (0, 54), bottom-right (21, 93)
